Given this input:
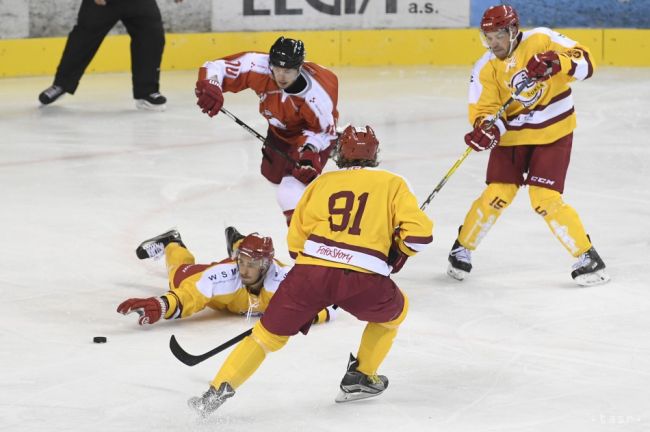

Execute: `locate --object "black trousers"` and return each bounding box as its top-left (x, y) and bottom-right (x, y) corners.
top-left (54, 0), bottom-right (165, 98)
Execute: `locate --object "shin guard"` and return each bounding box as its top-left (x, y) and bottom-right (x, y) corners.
top-left (529, 186), bottom-right (591, 257)
top-left (459, 183), bottom-right (518, 249)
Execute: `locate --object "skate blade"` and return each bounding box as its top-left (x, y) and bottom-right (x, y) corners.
top-left (335, 389), bottom-right (383, 403)
top-left (447, 264), bottom-right (468, 281)
top-left (573, 269), bottom-right (611, 287)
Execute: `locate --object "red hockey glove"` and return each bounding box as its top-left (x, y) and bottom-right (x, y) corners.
top-left (464, 120), bottom-right (501, 152)
top-left (195, 79), bottom-right (224, 117)
top-left (117, 297), bottom-right (168, 325)
top-left (525, 51), bottom-right (561, 81)
top-left (387, 236), bottom-right (409, 274)
top-left (291, 145), bottom-right (323, 185)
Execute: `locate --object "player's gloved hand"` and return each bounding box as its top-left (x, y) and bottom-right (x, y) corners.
top-left (291, 145), bottom-right (323, 185)
top-left (195, 79), bottom-right (224, 117)
top-left (525, 51), bottom-right (561, 81)
top-left (117, 297), bottom-right (168, 325)
top-left (387, 236), bottom-right (409, 274)
top-left (464, 120), bottom-right (501, 151)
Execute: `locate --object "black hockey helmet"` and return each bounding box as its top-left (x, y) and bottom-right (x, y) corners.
top-left (269, 37), bottom-right (305, 69)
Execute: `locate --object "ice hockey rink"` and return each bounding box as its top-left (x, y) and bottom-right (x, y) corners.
top-left (1, 66), bottom-right (649, 431)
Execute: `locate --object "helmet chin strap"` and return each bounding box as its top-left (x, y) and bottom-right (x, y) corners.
top-left (506, 26), bottom-right (519, 57)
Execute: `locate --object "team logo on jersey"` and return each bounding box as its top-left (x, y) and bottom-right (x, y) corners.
top-left (510, 70), bottom-right (543, 108)
top-left (268, 117), bottom-right (287, 129)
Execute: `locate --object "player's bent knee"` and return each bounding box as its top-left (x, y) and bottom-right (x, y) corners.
top-left (529, 186), bottom-right (564, 216)
top-left (251, 321), bottom-right (289, 353)
top-left (481, 183), bottom-right (518, 209)
top-left (379, 291), bottom-right (409, 329)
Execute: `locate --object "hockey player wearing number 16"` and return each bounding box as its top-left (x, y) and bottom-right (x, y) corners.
top-left (194, 36), bottom-right (339, 226)
top-left (187, 125), bottom-right (433, 417)
top-left (447, 5), bottom-right (610, 286)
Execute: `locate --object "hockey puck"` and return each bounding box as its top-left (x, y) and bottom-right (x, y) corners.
top-left (93, 336), bottom-right (107, 344)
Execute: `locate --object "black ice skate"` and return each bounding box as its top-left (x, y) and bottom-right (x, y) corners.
top-left (447, 239), bottom-right (472, 281)
top-left (187, 382), bottom-right (235, 417)
top-left (225, 226), bottom-right (245, 258)
top-left (571, 246), bottom-right (610, 286)
top-left (135, 92), bottom-right (167, 112)
top-left (335, 354), bottom-right (389, 403)
top-left (39, 85), bottom-right (65, 105)
top-left (135, 229), bottom-right (184, 260)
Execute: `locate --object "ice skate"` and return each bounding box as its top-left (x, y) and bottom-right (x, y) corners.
top-left (187, 382), bottom-right (235, 417)
top-left (135, 92), bottom-right (167, 111)
top-left (447, 239), bottom-right (472, 281)
top-left (571, 247), bottom-right (610, 286)
top-left (135, 229), bottom-right (184, 260)
top-left (335, 354), bottom-right (388, 403)
top-left (225, 226), bottom-right (245, 258)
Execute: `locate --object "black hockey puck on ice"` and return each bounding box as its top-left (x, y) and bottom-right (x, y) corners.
top-left (93, 336), bottom-right (107, 343)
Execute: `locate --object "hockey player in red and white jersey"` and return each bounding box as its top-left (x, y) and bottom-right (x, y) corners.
top-left (194, 37), bottom-right (339, 225)
top-left (185, 125), bottom-right (433, 417)
top-left (117, 228), bottom-right (334, 325)
top-left (447, 4), bottom-right (610, 286)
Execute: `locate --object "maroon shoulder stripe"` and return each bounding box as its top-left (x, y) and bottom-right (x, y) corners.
top-left (584, 50), bottom-right (594, 79)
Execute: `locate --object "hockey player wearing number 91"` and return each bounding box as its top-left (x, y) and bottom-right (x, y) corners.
top-left (194, 36), bottom-right (339, 226)
top-left (186, 125), bottom-right (433, 417)
top-left (447, 4), bottom-right (610, 286)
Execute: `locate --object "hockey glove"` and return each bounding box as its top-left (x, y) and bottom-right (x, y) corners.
top-left (525, 51), bottom-right (561, 81)
top-left (387, 236), bottom-right (409, 274)
top-left (117, 297), bottom-right (168, 325)
top-left (291, 145), bottom-right (323, 185)
top-left (195, 79), bottom-right (224, 117)
top-left (464, 120), bottom-right (501, 152)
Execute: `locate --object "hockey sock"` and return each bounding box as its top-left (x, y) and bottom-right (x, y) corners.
top-left (529, 186), bottom-right (592, 256)
top-left (356, 293), bottom-right (409, 376)
top-left (211, 322), bottom-right (288, 389)
top-left (459, 183), bottom-right (518, 249)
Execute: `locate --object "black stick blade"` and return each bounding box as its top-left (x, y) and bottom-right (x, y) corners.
top-left (169, 329), bottom-right (253, 367)
top-left (169, 334), bottom-right (203, 366)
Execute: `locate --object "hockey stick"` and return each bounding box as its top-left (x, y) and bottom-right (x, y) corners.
top-left (219, 107), bottom-right (299, 167)
top-left (169, 329), bottom-right (252, 367)
top-left (419, 77), bottom-right (533, 211)
top-left (169, 306), bottom-right (338, 366)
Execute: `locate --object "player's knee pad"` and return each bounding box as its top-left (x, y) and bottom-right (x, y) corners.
top-left (529, 186), bottom-right (564, 217)
top-left (380, 291), bottom-right (409, 329)
top-left (251, 321), bottom-right (289, 353)
top-left (480, 183), bottom-right (518, 211)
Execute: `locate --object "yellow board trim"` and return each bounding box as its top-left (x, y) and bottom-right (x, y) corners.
top-left (0, 28), bottom-right (647, 77)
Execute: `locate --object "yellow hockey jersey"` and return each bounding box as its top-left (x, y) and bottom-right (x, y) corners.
top-left (288, 167), bottom-right (434, 275)
top-left (469, 27), bottom-right (595, 146)
top-left (162, 259), bottom-right (289, 320)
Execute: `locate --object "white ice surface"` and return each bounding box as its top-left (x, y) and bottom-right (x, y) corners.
top-left (1, 67), bottom-right (649, 432)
